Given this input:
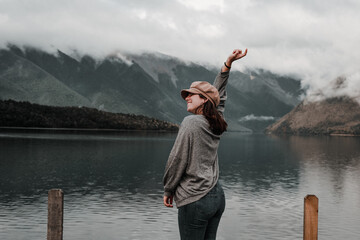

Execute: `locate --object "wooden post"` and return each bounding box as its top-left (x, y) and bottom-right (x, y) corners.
top-left (303, 195), bottom-right (318, 240)
top-left (47, 189), bottom-right (64, 240)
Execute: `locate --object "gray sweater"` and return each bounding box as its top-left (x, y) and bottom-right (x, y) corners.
top-left (163, 71), bottom-right (229, 208)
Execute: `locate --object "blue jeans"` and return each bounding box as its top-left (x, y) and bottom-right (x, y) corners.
top-left (178, 183), bottom-right (225, 240)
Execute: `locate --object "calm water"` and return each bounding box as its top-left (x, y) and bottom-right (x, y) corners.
top-left (0, 130), bottom-right (360, 240)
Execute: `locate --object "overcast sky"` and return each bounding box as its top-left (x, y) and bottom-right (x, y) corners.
top-left (1, 0), bottom-right (359, 99)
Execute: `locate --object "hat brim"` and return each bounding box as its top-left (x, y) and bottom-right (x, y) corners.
top-left (180, 89), bottom-right (203, 100)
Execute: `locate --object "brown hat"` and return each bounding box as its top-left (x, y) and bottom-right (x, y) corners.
top-left (181, 81), bottom-right (220, 107)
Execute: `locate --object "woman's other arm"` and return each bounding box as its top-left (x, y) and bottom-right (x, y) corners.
top-left (163, 118), bottom-right (193, 207)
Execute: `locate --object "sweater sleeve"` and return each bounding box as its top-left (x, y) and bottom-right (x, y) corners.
top-left (212, 71), bottom-right (230, 116)
top-left (163, 119), bottom-right (193, 197)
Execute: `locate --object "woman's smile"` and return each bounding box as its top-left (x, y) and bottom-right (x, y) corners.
top-left (185, 94), bottom-right (206, 114)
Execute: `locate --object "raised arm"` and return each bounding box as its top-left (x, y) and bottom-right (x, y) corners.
top-left (213, 48), bottom-right (248, 115)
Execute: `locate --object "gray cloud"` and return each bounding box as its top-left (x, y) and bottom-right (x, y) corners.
top-left (0, 0), bottom-right (359, 100)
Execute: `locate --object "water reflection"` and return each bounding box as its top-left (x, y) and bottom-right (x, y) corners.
top-left (0, 131), bottom-right (360, 239)
top-left (219, 133), bottom-right (301, 193)
top-left (283, 135), bottom-right (360, 203)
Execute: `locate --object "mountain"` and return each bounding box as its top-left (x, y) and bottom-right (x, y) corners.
top-left (266, 97), bottom-right (360, 136)
top-left (0, 47), bottom-right (92, 107)
top-left (0, 45), bottom-right (303, 132)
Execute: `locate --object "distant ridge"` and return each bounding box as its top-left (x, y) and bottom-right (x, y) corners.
top-left (266, 97), bottom-right (360, 136)
top-left (0, 44), bottom-right (303, 132)
top-left (0, 99), bottom-right (178, 131)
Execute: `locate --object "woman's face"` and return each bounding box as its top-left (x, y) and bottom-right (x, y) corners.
top-left (185, 93), bottom-right (207, 114)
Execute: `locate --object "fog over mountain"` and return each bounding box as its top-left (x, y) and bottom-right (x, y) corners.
top-left (0, 45), bottom-right (303, 132)
top-left (1, 0), bottom-right (359, 103)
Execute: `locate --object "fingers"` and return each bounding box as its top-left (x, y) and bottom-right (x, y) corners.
top-left (243, 48), bottom-right (248, 56)
top-left (232, 49), bottom-right (247, 56)
top-left (163, 196), bottom-right (169, 206)
top-left (233, 49), bottom-right (241, 55)
top-left (234, 48), bottom-right (248, 59)
top-left (163, 196), bottom-right (173, 208)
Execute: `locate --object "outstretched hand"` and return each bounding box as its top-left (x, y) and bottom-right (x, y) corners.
top-left (222, 48), bottom-right (247, 71)
top-left (229, 48), bottom-right (248, 62)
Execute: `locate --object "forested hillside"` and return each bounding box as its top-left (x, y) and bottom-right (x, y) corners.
top-left (0, 99), bottom-right (178, 131)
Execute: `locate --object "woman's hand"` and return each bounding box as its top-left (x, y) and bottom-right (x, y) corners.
top-left (222, 48), bottom-right (248, 71)
top-left (229, 48), bottom-right (248, 62)
top-left (164, 195), bottom-right (174, 208)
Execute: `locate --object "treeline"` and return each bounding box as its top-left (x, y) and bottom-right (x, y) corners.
top-left (0, 100), bottom-right (178, 131)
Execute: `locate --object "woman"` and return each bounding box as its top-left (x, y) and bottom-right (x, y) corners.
top-left (163, 49), bottom-right (248, 240)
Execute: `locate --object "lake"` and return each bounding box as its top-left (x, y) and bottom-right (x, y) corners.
top-left (0, 129), bottom-right (360, 240)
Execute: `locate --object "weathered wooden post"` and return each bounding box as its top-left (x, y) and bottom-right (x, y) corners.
top-left (47, 189), bottom-right (64, 240)
top-left (303, 195), bottom-right (318, 240)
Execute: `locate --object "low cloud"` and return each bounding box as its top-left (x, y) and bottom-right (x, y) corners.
top-left (306, 72), bottom-right (360, 103)
top-left (0, 0), bottom-right (359, 100)
top-left (238, 115), bottom-right (276, 122)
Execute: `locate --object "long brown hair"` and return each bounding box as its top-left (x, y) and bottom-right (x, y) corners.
top-left (196, 95), bottom-right (227, 135)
